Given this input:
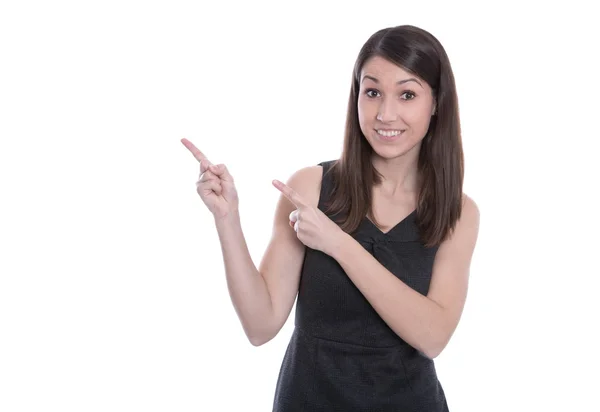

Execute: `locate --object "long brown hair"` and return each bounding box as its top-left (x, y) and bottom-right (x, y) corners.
top-left (324, 25), bottom-right (464, 248)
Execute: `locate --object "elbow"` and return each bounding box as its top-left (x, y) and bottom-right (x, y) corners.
top-left (422, 347), bottom-right (441, 360)
top-left (249, 337), bottom-right (263, 347)
top-left (420, 344), bottom-right (442, 360)
top-left (247, 328), bottom-right (277, 347)
top-left (248, 335), bottom-right (270, 347)
top-left (420, 332), bottom-right (450, 359)
top-left (244, 313), bottom-right (282, 347)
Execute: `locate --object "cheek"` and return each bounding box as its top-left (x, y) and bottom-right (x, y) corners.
top-left (357, 98), bottom-right (374, 123)
top-left (406, 105), bottom-right (433, 128)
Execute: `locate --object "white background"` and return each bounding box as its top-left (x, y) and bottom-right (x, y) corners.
top-left (1, 1), bottom-right (599, 411)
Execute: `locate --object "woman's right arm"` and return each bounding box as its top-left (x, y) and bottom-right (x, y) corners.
top-left (181, 139), bottom-right (321, 345)
top-left (214, 165), bottom-right (322, 346)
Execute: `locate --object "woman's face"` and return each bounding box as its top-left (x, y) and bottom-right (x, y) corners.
top-left (357, 56), bottom-right (436, 160)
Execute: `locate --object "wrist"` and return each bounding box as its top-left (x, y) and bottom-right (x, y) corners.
top-left (214, 209), bottom-right (241, 230)
top-left (327, 230), bottom-right (352, 260)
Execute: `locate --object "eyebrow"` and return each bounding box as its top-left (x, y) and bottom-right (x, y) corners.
top-left (361, 74), bottom-right (423, 88)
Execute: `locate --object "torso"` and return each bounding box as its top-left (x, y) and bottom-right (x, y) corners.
top-left (273, 160), bottom-right (448, 411)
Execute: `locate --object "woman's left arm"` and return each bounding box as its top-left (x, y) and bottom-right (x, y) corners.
top-left (330, 196), bottom-right (480, 359)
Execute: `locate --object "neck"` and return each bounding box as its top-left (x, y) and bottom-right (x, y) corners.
top-left (371, 154), bottom-right (420, 196)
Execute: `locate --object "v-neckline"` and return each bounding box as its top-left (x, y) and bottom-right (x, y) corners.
top-left (365, 209), bottom-right (417, 236)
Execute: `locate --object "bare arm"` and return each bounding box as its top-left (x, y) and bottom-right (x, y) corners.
top-left (215, 166), bottom-right (322, 346)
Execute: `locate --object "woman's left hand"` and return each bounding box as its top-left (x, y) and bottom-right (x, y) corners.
top-left (272, 179), bottom-right (345, 256)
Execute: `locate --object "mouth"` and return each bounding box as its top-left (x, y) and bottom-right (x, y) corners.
top-left (375, 129), bottom-right (405, 140)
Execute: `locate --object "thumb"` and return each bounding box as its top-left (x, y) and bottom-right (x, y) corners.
top-left (209, 164), bottom-right (233, 181)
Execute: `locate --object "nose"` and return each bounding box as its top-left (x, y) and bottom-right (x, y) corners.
top-left (376, 98), bottom-right (398, 123)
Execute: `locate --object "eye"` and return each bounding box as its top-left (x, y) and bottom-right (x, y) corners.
top-left (401, 91), bottom-right (416, 100)
top-left (365, 89), bottom-right (380, 98)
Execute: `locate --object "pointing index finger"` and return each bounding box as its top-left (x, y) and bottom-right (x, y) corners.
top-left (272, 179), bottom-right (306, 208)
top-left (181, 138), bottom-right (212, 167)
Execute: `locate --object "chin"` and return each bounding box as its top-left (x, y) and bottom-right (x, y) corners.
top-left (372, 148), bottom-right (408, 160)
top-left (369, 139), bottom-right (422, 160)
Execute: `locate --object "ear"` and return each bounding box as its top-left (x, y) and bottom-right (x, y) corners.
top-left (431, 98), bottom-right (437, 116)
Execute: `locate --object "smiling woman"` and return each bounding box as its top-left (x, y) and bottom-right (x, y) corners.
top-left (183, 24), bottom-right (479, 412)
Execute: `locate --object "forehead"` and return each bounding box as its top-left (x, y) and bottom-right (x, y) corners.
top-left (360, 56), bottom-right (426, 87)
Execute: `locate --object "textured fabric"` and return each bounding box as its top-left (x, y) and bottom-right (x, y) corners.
top-left (272, 160), bottom-right (449, 412)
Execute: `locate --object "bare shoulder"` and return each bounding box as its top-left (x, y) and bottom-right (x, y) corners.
top-left (460, 193), bottom-right (480, 231)
top-left (440, 193), bottom-right (480, 250)
top-left (283, 165), bottom-right (324, 209)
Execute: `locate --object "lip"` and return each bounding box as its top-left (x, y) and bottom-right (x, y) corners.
top-left (375, 129), bottom-right (405, 142)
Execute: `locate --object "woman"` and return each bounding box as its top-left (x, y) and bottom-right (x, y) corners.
top-left (182, 24), bottom-right (480, 412)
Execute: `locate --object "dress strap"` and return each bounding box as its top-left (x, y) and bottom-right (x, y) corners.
top-left (316, 160), bottom-right (337, 212)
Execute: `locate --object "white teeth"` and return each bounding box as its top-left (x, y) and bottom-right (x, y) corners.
top-left (377, 130), bottom-right (403, 137)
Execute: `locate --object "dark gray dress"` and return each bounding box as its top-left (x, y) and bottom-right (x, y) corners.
top-left (273, 160), bottom-right (449, 411)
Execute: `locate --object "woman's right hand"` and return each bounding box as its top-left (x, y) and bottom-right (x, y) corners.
top-left (181, 138), bottom-right (239, 219)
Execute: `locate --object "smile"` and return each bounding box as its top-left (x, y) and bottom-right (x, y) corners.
top-left (376, 129), bottom-right (404, 137)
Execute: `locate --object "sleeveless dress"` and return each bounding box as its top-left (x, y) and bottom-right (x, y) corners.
top-left (272, 160), bottom-right (449, 411)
